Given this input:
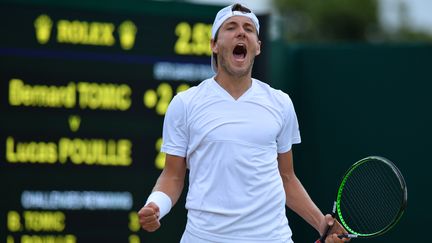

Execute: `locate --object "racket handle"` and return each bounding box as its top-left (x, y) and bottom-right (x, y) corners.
top-left (314, 234), bottom-right (327, 243)
top-left (315, 201), bottom-right (337, 243)
top-left (315, 219), bottom-right (332, 243)
top-left (315, 233), bottom-right (357, 243)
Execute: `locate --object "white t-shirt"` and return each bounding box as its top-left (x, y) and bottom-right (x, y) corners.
top-left (161, 78), bottom-right (301, 243)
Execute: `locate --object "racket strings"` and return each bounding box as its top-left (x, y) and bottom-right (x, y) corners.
top-left (343, 163), bottom-right (400, 232)
top-left (342, 172), bottom-right (381, 233)
top-left (339, 159), bottom-right (404, 235)
top-left (343, 165), bottom-right (401, 233)
top-left (371, 163), bottom-right (401, 227)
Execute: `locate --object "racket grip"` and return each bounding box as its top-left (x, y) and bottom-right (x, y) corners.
top-left (315, 233), bottom-right (356, 243)
top-left (314, 228), bottom-right (330, 243)
top-left (315, 216), bottom-right (332, 243)
top-left (314, 234), bottom-right (327, 243)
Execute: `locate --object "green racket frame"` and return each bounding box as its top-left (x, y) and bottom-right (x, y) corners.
top-left (335, 156), bottom-right (408, 238)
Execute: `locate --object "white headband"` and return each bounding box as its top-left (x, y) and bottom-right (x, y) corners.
top-left (211, 3), bottom-right (260, 73)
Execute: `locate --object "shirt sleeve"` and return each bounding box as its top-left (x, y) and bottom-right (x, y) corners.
top-left (276, 92), bottom-right (301, 153)
top-left (160, 94), bottom-right (188, 157)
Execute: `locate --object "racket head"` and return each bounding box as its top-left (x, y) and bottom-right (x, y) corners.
top-left (335, 156), bottom-right (407, 238)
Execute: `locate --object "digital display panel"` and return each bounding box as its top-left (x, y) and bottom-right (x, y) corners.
top-left (0, 2), bottom-right (267, 242)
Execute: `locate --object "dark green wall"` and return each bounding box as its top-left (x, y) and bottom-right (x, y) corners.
top-left (271, 43), bottom-right (431, 242)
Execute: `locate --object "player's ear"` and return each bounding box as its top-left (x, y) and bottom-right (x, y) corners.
top-left (211, 39), bottom-right (219, 54)
top-left (255, 40), bottom-right (261, 56)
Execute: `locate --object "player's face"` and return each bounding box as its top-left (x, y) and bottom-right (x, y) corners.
top-left (212, 16), bottom-right (261, 77)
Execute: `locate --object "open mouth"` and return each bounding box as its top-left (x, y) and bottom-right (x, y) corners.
top-left (233, 44), bottom-right (247, 60)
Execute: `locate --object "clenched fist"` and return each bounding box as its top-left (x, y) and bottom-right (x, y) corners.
top-left (138, 202), bottom-right (161, 232)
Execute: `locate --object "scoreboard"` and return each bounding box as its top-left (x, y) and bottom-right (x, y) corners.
top-left (0, 1), bottom-right (268, 242)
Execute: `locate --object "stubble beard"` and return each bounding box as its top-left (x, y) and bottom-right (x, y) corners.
top-left (219, 54), bottom-right (255, 78)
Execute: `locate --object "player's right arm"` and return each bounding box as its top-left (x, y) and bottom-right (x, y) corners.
top-left (138, 154), bottom-right (187, 232)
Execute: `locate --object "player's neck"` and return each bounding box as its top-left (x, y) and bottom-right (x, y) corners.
top-left (214, 72), bottom-right (252, 100)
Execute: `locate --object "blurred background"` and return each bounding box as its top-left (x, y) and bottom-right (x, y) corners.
top-left (0, 0), bottom-right (430, 242)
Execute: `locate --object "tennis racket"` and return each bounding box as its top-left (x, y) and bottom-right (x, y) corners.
top-left (315, 156), bottom-right (407, 242)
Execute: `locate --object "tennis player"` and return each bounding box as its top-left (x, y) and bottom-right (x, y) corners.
top-left (138, 3), bottom-right (348, 243)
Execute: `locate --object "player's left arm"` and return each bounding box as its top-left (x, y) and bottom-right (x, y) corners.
top-left (277, 151), bottom-right (347, 242)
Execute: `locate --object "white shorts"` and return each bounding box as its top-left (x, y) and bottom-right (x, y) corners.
top-left (180, 229), bottom-right (217, 243)
top-left (179, 229), bottom-right (294, 243)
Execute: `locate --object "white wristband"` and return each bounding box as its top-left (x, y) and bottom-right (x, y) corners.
top-left (145, 191), bottom-right (172, 220)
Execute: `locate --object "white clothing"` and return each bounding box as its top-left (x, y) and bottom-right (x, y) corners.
top-left (161, 78), bottom-right (301, 243)
top-left (180, 228), bottom-right (293, 243)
